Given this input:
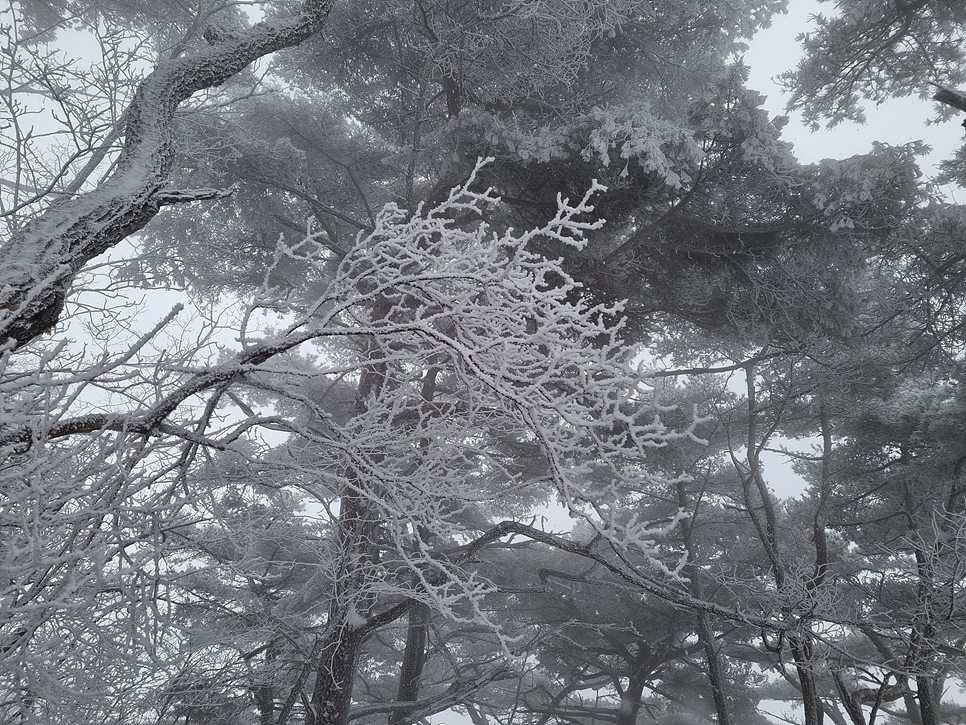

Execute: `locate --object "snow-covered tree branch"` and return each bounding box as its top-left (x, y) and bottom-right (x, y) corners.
top-left (0, 0), bottom-right (333, 349)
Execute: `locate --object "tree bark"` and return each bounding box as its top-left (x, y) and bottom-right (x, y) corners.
top-left (615, 646), bottom-right (658, 725)
top-left (306, 488), bottom-right (375, 725)
top-left (253, 640), bottom-right (279, 725)
top-left (901, 475), bottom-right (941, 725)
top-left (698, 614), bottom-right (732, 725)
top-left (388, 369), bottom-right (440, 724)
top-left (308, 628), bottom-right (364, 725)
top-left (0, 0), bottom-right (332, 349)
top-left (615, 674), bottom-right (648, 725)
top-left (389, 602), bottom-right (431, 725)
top-left (915, 674), bottom-right (939, 725)
top-left (741, 364), bottom-right (823, 725)
top-left (933, 86), bottom-right (966, 114)
top-left (790, 637), bottom-right (824, 725)
top-left (254, 683), bottom-right (274, 725)
top-left (676, 479), bottom-right (732, 725)
top-left (307, 321), bottom-right (389, 725)
top-left (831, 671), bottom-right (866, 725)
top-left (863, 628), bottom-right (922, 725)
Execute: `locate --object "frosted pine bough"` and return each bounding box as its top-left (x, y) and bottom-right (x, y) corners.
top-left (0, 160), bottom-right (701, 720)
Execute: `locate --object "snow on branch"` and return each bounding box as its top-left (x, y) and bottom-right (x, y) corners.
top-left (0, 0), bottom-right (333, 349)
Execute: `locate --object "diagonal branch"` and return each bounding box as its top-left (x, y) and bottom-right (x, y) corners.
top-left (347, 667), bottom-right (513, 724)
top-left (933, 85), bottom-right (966, 114)
top-left (0, 323), bottom-right (324, 452)
top-left (0, 0), bottom-right (333, 349)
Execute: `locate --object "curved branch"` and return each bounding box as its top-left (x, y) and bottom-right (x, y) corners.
top-left (0, 0), bottom-right (333, 349)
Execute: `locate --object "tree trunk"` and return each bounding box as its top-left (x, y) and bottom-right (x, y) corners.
top-left (676, 479), bottom-right (732, 725)
top-left (253, 639), bottom-right (279, 725)
top-left (791, 637), bottom-right (824, 725)
top-left (916, 674), bottom-right (939, 725)
top-left (465, 703), bottom-right (489, 725)
top-left (697, 614), bottom-right (733, 725)
top-left (389, 601), bottom-right (431, 725)
top-left (742, 366), bottom-right (821, 725)
top-left (305, 486), bottom-right (374, 725)
top-left (903, 479), bottom-right (940, 725)
top-left (387, 368), bottom-right (441, 724)
top-left (307, 335), bottom-right (389, 725)
top-left (903, 683), bottom-right (925, 725)
top-left (254, 684), bottom-right (274, 725)
top-left (912, 620), bottom-right (939, 725)
top-left (307, 627), bottom-right (364, 725)
top-left (615, 673), bottom-right (648, 725)
top-left (831, 670), bottom-right (866, 725)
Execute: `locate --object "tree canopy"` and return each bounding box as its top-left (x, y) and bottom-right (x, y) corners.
top-left (2, 1), bottom-right (966, 725)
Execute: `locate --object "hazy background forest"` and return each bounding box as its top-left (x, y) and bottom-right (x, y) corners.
top-left (2, 1), bottom-right (966, 724)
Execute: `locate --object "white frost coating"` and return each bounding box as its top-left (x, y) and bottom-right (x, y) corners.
top-left (258, 158), bottom-right (708, 651)
top-left (345, 606), bottom-right (367, 629)
top-left (445, 104), bottom-right (704, 188)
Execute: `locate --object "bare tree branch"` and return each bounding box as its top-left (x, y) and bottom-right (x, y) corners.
top-left (933, 85), bottom-right (966, 114)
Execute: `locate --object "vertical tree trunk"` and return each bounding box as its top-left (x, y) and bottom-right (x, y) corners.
top-left (306, 487), bottom-right (375, 725)
top-left (903, 476), bottom-right (940, 725)
top-left (307, 321), bottom-right (390, 725)
top-left (741, 365), bottom-right (823, 725)
top-left (388, 368), bottom-right (441, 724)
top-left (698, 614), bottom-right (733, 725)
top-left (790, 636), bottom-right (824, 725)
top-left (615, 673), bottom-right (648, 725)
top-left (676, 479), bottom-right (732, 725)
top-left (389, 601), bottom-right (431, 725)
top-left (253, 639), bottom-right (278, 725)
top-left (307, 627), bottom-right (364, 725)
top-left (254, 684), bottom-right (274, 725)
top-left (791, 402), bottom-right (835, 725)
top-left (915, 674), bottom-right (939, 725)
top-left (911, 613), bottom-right (939, 725)
top-left (904, 682), bottom-right (925, 725)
